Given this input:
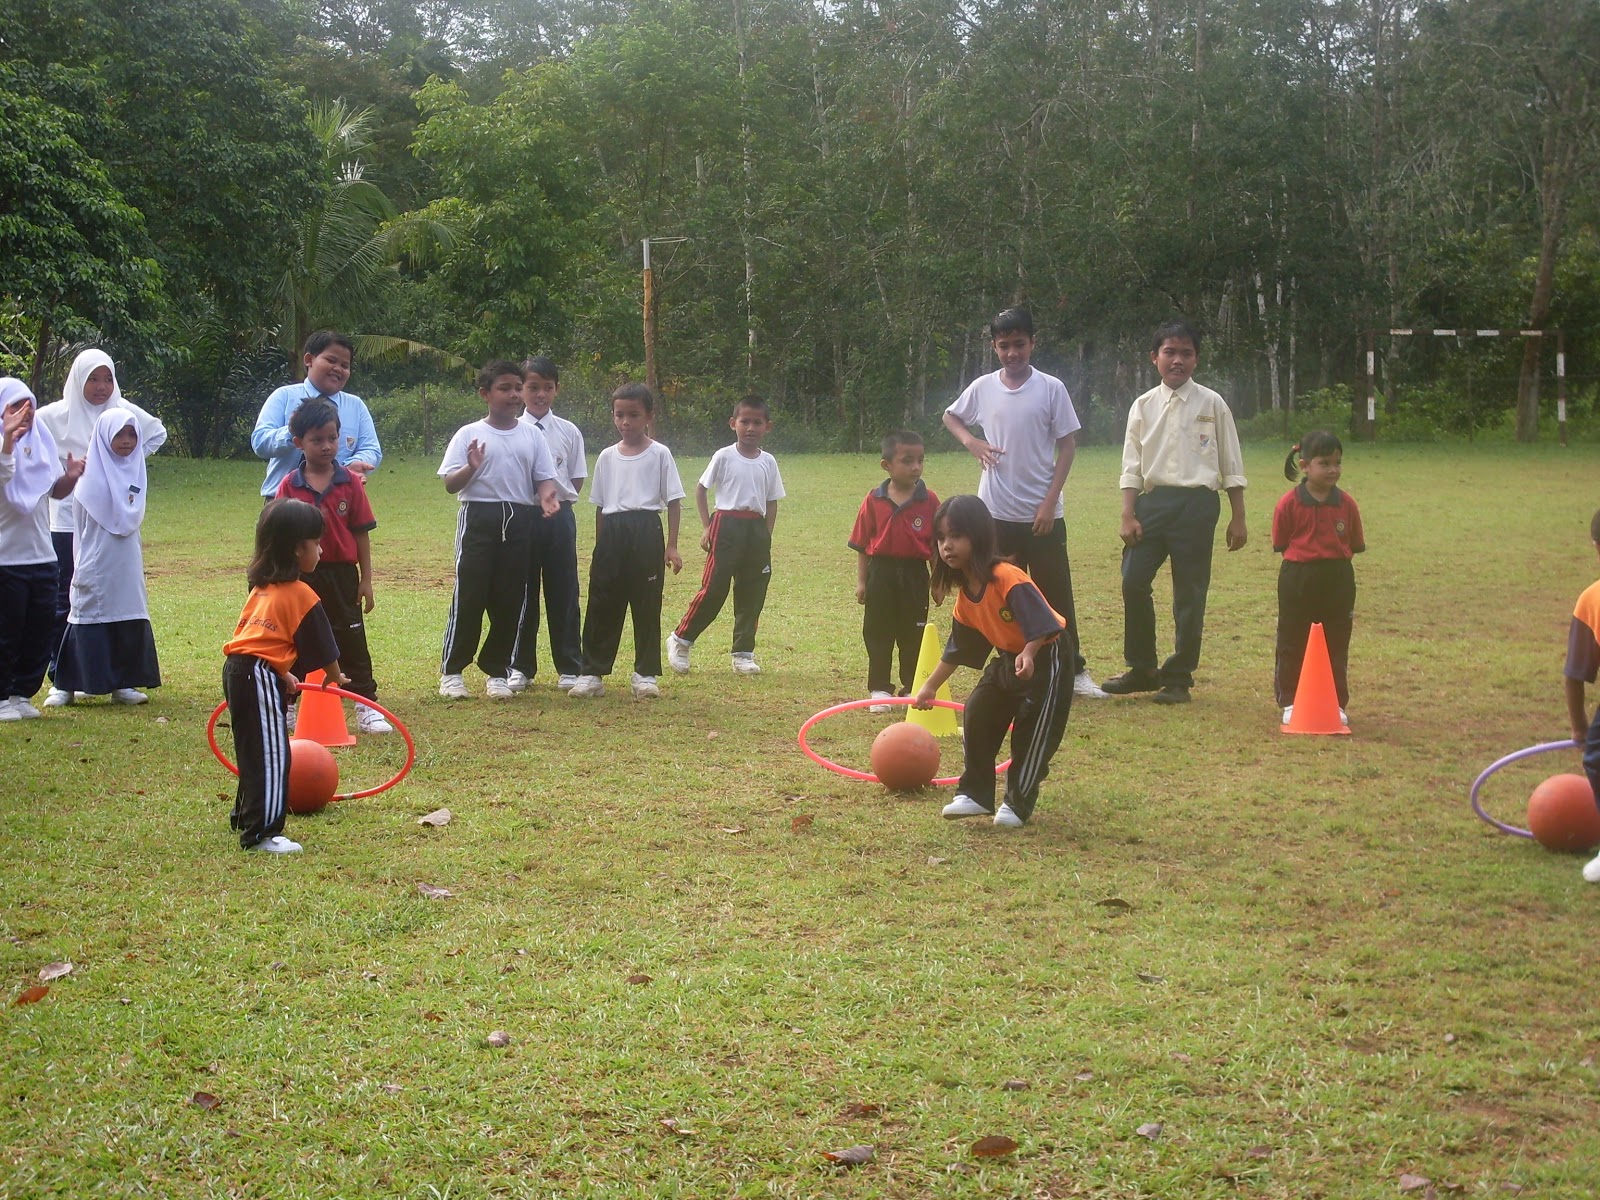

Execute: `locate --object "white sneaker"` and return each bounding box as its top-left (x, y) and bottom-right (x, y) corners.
top-left (1583, 850), bottom-right (1600, 883)
top-left (631, 673), bottom-right (660, 699)
top-left (868, 690), bottom-right (894, 714)
top-left (556, 674), bottom-right (579, 691)
top-left (506, 669), bottom-right (530, 693)
top-left (248, 835), bottom-right (303, 854)
top-left (356, 704), bottom-right (393, 734)
top-left (0, 699), bottom-right (19, 722)
top-left (486, 676), bottom-right (514, 700)
top-left (731, 653), bottom-right (761, 675)
top-left (10, 695), bottom-right (42, 718)
top-left (666, 633), bottom-right (692, 674)
top-left (568, 675), bottom-right (604, 698)
top-left (1340, 708), bottom-right (1349, 726)
top-left (941, 795), bottom-right (990, 819)
top-left (42, 688), bottom-right (73, 707)
top-left (1073, 670), bottom-right (1110, 699)
top-left (438, 673), bottom-right (470, 699)
top-left (111, 688), bottom-right (147, 705)
top-left (993, 803), bottom-right (1025, 828)
top-left (1282, 706), bottom-right (1293, 724)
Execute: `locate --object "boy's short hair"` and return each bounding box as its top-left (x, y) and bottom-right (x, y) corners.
top-left (522, 355), bottom-right (559, 383)
top-left (733, 394), bottom-right (769, 420)
top-left (1591, 507), bottom-right (1600, 545)
top-left (290, 397), bottom-right (340, 438)
top-left (613, 382), bottom-right (655, 414)
top-left (989, 307), bottom-right (1034, 339)
top-left (477, 360), bottom-right (524, 391)
top-left (303, 330), bottom-right (355, 360)
top-left (881, 430), bottom-right (923, 460)
top-left (1151, 319), bottom-right (1202, 355)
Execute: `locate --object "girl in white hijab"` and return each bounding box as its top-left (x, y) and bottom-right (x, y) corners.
top-left (37, 350), bottom-right (166, 705)
top-left (0, 378), bottom-right (83, 720)
top-left (50, 408), bottom-right (161, 705)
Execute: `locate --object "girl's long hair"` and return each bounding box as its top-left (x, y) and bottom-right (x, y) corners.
top-left (1283, 430), bottom-right (1343, 481)
top-left (929, 494), bottom-right (1001, 595)
top-left (248, 499), bottom-right (324, 589)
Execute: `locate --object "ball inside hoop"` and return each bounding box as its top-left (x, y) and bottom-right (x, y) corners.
top-left (798, 696), bottom-right (1010, 785)
top-left (1468, 739), bottom-right (1581, 839)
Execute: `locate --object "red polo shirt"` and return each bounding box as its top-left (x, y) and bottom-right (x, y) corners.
top-left (848, 480), bottom-right (939, 560)
top-left (276, 463), bottom-right (377, 565)
top-left (1272, 483), bottom-right (1364, 563)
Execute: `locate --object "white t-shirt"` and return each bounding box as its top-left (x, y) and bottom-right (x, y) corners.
top-left (519, 410), bottom-right (586, 503)
top-left (945, 367), bottom-right (1082, 523)
top-left (437, 419), bottom-right (556, 505)
top-left (698, 445), bottom-right (785, 515)
top-left (69, 497), bottom-right (148, 624)
top-left (0, 450), bottom-right (54, 566)
top-left (588, 442), bottom-right (685, 514)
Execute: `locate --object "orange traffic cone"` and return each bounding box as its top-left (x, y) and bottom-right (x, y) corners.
top-left (293, 669), bottom-right (356, 747)
top-left (1281, 623), bottom-right (1349, 736)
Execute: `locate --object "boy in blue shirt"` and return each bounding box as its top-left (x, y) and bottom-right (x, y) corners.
top-left (252, 331), bottom-right (383, 499)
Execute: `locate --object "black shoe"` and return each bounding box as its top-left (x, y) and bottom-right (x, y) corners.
top-left (1152, 685), bottom-right (1191, 704)
top-left (1101, 670), bottom-right (1160, 695)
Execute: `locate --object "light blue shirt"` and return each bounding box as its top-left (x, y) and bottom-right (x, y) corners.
top-left (252, 382), bottom-right (383, 497)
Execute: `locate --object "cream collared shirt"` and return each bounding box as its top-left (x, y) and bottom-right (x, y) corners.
top-left (1118, 380), bottom-right (1248, 493)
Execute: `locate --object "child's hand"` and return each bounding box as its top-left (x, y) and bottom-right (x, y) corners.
top-left (347, 460), bottom-right (375, 477)
top-left (1575, 725), bottom-right (1590, 748)
top-left (62, 453), bottom-right (85, 482)
top-left (855, 582), bottom-right (866, 604)
top-left (359, 578), bottom-right (375, 613)
top-left (699, 528), bottom-right (712, 552)
top-left (278, 669), bottom-right (301, 695)
top-left (1225, 515), bottom-right (1248, 551)
top-left (1119, 513), bottom-right (1143, 546)
top-left (1031, 501), bottom-right (1055, 535)
top-left (665, 545), bottom-right (683, 574)
top-left (465, 439), bottom-right (486, 473)
top-left (2, 399), bottom-right (31, 448)
top-left (963, 436), bottom-right (1003, 469)
top-left (911, 687), bottom-right (935, 709)
top-left (1014, 649), bottom-right (1035, 680)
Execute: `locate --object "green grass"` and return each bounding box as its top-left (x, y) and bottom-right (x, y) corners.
top-left (5, 442), bottom-right (1600, 1198)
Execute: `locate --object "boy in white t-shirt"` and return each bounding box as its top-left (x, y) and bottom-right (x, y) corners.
top-left (437, 361), bottom-right (560, 700)
top-left (943, 306), bottom-right (1105, 699)
top-left (666, 396), bottom-right (784, 676)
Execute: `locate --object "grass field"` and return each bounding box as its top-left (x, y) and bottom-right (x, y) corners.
top-left (5, 441), bottom-right (1600, 1199)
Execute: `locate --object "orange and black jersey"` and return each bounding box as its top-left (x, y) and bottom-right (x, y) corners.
top-left (222, 580), bottom-right (340, 677)
top-left (1566, 579), bottom-right (1600, 685)
top-left (943, 561), bottom-right (1064, 668)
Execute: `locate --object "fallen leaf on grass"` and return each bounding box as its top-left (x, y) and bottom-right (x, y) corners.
top-left (971, 1135), bottom-right (1018, 1158)
top-left (1398, 1175), bottom-right (1430, 1193)
top-left (707, 731), bottom-right (720, 739)
top-left (1001, 1079), bottom-right (1030, 1091)
top-left (1135, 1122), bottom-right (1163, 1140)
top-left (190, 1092), bottom-right (222, 1110)
top-left (415, 883), bottom-right (453, 900)
top-left (380, 1083), bottom-right (403, 1095)
top-left (1074, 1071), bottom-right (1095, 1082)
top-left (486, 1030), bottom-right (511, 1047)
top-left (822, 1145), bottom-right (875, 1165)
top-left (926, 855), bottom-right (949, 866)
top-left (1135, 972), bottom-right (1166, 985)
top-left (838, 1102), bottom-right (883, 1119)
top-left (659, 1118), bottom-right (694, 1136)
top-left (38, 962), bottom-right (73, 982)
top-left (790, 814), bottom-right (814, 833)
top-left (1245, 1145), bottom-right (1271, 1159)
top-left (154, 716), bottom-right (169, 724)
top-left (417, 808), bottom-right (452, 827)
top-left (626, 973), bottom-right (653, 985)
top-left (12, 986), bottom-right (48, 1006)
top-left (1442, 1032), bottom-right (1456, 1045)
top-left (421, 1011), bottom-right (444, 1022)
top-left (1096, 897), bottom-right (1133, 911)
top-left (719, 826), bottom-right (747, 835)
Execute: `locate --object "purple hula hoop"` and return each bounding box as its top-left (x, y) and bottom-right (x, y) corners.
top-left (1468, 740), bottom-right (1580, 838)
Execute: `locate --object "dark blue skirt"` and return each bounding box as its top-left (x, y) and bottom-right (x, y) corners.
top-left (52, 620), bottom-right (162, 694)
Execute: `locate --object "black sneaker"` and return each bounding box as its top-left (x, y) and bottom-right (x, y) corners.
top-left (1101, 670), bottom-right (1160, 695)
top-left (1152, 685), bottom-right (1191, 705)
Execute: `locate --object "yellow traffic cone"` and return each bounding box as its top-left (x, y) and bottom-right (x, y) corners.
top-left (906, 621), bottom-right (959, 737)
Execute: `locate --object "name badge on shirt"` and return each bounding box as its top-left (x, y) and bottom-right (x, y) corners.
top-left (128, 485), bottom-right (142, 505)
top-left (345, 436), bottom-right (355, 449)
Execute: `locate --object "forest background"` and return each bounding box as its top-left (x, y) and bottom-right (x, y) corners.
top-left (2, 0), bottom-right (1598, 457)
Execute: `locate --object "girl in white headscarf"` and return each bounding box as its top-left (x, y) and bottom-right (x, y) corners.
top-left (36, 350), bottom-right (166, 706)
top-left (51, 408), bottom-right (161, 705)
top-left (0, 378), bottom-right (83, 720)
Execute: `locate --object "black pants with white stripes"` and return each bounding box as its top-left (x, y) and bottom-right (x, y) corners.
top-left (224, 654), bottom-right (291, 849)
top-left (582, 510), bottom-right (665, 678)
top-left (957, 638), bottom-right (1073, 822)
top-left (441, 502), bottom-right (536, 679)
top-left (674, 511), bottom-right (770, 654)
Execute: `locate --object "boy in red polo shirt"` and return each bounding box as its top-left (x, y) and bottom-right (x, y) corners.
top-left (275, 398), bottom-right (388, 733)
top-left (849, 431), bottom-right (939, 711)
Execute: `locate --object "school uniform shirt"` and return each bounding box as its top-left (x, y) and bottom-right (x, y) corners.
top-left (223, 580), bottom-right (340, 676)
top-left (699, 445), bottom-right (784, 515)
top-left (944, 368), bottom-right (1081, 524)
top-left (942, 562), bottom-right (1065, 666)
top-left (1271, 484), bottom-right (1365, 562)
top-left (519, 410), bottom-right (586, 502)
top-left (588, 442), bottom-right (686, 514)
top-left (252, 382), bottom-right (383, 497)
top-left (1565, 580), bottom-right (1600, 687)
top-left (68, 495), bottom-right (148, 623)
top-left (848, 480), bottom-right (939, 560)
top-left (0, 402), bottom-right (57, 567)
top-left (276, 463), bottom-right (377, 565)
top-left (438, 419), bottom-right (557, 505)
top-left (1118, 380), bottom-right (1248, 493)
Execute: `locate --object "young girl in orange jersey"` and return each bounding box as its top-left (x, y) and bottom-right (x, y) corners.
top-left (913, 495), bottom-right (1072, 828)
top-left (221, 499), bottom-right (346, 853)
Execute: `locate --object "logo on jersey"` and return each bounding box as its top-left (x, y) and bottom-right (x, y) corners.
top-left (1335, 520), bottom-right (1346, 535)
top-left (345, 436), bottom-right (355, 449)
top-left (912, 516), bottom-right (924, 529)
top-left (999, 607), bottom-right (1015, 623)
top-left (337, 499), bottom-right (349, 516)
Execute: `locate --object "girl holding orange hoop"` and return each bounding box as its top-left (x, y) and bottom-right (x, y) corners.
top-left (221, 499), bottom-right (347, 854)
top-left (913, 495), bottom-right (1072, 828)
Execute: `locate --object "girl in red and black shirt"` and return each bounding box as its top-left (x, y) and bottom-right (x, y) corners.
top-left (914, 495), bottom-right (1071, 828)
top-left (1271, 431), bottom-right (1365, 724)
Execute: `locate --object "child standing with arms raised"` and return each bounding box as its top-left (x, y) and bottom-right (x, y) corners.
top-left (222, 499), bottom-right (346, 853)
top-left (275, 398), bottom-right (389, 733)
top-left (914, 495), bottom-right (1072, 829)
top-left (570, 384), bottom-right (684, 699)
top-left (850, 430), bottom-right (939, 711)
top-left (438, 361), bottom-right (561, 700)
top-left (666, 395), bottom-right (784, 676)
top-left (52, 408), bottom-right (162, 705)
top-left (1272, 431), bottom-right (1363, 726)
